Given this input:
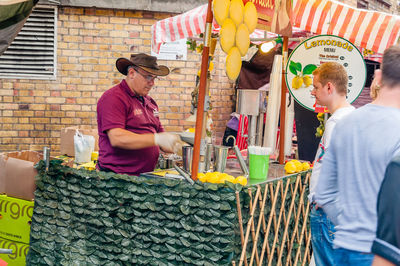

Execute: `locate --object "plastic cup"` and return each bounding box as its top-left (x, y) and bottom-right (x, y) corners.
top-left (249, 154), bottom-right (270, 180)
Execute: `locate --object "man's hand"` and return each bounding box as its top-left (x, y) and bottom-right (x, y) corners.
top-left (154, 133), bottom-right (181, 153)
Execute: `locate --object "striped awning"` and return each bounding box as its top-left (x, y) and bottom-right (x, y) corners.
top-left (293, 0), bottom-right (400, 54)
top-left (151, 5), bottom-right (215, 54)
top-left (151, 4), bottom-right (301, 54)
top-left (152, 1), bottom-right (400, 55)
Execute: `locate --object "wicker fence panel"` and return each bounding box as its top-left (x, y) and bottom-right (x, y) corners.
top-left (235, 172), bottom-right (312, 266)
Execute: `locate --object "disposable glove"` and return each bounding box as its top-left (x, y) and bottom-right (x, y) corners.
top-left (173, 141), bottom-right (184, 156)
top-left (154, 132), bottom-right (180, 153)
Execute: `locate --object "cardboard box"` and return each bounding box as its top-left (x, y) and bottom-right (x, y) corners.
top-left (0, 237), bottom-right (30, 266)
top-left (0, 151), bottom-right (42, 201)
top-left (60, 126), bottom-right (99, 156)
top-left (0, 195), bottom-right (33, 245)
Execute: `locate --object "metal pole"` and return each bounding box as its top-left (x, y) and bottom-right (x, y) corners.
top-left (256, 112), bottom-right (264, 146)
top-left (43, 146), bottom-right (50, 171)
top-left (249, 115), bottom-right (257, 146)
top-left (191, 0), bottom-right (213, 181)
top-left (278, 36), bottom-right (288, 164)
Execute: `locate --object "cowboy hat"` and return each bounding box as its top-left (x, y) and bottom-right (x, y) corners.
top-left (116, 53), bottom-right (170, 76)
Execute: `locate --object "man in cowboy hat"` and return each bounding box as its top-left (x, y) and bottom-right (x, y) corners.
top-left (96, 53), bottom-right (181, 176)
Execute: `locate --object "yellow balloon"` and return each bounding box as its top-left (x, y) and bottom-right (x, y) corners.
top-left (220, 18), bottom-right (236, 54)
top-left (225, 46), bottom-right (242, 81)
top-left (236, 23), bottom-right (250, 56)
top-left (244, 1), bottom-right (258, 33)
top-left (229, 0), bottom-right (244, 27)
top-left (213, 0), bottom-right (230, 26)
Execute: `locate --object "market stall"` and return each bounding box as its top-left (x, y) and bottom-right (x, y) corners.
top-left (26, 160), bottom-right (312, 265)
top-left (151, 0), bottom-right (400, 162)
top-left (4, 1), bottom-right (400, 265)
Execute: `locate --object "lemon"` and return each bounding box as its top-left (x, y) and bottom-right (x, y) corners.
top-left (235, 175), bottom-right (248, 186)
top-left (291, 160), bottom-right (303, 172)
top-left (220, 173), bottom-right (235, 184)
top-left (198, 173), bottom-right (207, 183)
top-left (284, 161), bottom-right (296, 174)
top-left (225, 175), bottom-right (235, 183)
top-left (303, 75), bottom-right (312, 87)
top-left (207, 173), bottom-right (220, 184)
top-left (302, 162), bottom-right (311, 171)
top-left (292, 76), bottom-right (303, 89)
top-left (205, 172), bottom-right (214, 179)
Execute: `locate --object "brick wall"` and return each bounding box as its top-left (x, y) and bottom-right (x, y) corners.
top-left (0, 6), bottom-right (235, 153)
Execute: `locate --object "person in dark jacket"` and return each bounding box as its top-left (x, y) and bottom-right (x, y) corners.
top-left (371, 155), bottom-right (400, 266)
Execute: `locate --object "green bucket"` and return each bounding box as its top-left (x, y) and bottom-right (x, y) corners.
top-left (249, 154), bottom-right (270, 180)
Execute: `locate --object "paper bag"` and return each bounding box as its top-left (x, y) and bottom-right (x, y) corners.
top-left (0, 151), bottom-right (42, 201)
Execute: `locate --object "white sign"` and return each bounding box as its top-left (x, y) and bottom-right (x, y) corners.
top-left (151, 38), bottom-right (187, 61)
top-left (285, 35), bottom-right (366, 112)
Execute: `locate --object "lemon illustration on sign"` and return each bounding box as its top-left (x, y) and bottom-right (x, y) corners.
top-left (302, 162), bottom-right (311, 171)
top-left (292, 76), bottom-right (303, 89)
top-left (303, 75), bottom-right (312, 87)
top-left (284, 161), bottom-right (296, 174)
top-left (235, 175), bottom-right (247, 186)
top-left (289, 61), bottom-right (317, 89)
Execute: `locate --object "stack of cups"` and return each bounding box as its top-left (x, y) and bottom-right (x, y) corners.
top-left (248, 146), bottom-right (272, 181)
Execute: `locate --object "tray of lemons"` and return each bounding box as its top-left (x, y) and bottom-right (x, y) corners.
top-left (284, 159), bottom-right (311, 174)
top-left (197, 171), bottom-right (247, 186)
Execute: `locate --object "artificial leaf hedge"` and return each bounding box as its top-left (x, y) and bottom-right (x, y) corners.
top-left (26, 160), bottom-right (310, 265)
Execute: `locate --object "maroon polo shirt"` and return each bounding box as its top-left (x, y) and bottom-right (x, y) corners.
top-left (96, 79), bottom-right (164, 175)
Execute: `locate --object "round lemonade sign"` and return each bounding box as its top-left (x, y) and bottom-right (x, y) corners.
top-left (285, 35), bottom-right (366, 112)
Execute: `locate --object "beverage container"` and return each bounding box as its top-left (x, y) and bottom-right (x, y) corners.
top-left (213, 145), bottom-right (229, 173)
top-left (182, 146), bottom-right (193, 173)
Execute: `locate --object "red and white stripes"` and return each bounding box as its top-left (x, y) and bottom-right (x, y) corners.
top-left (151, 4), bottom-right (217, 54)
top-left (151, 4), bottom-right (300, 54)
top-left (293, 0), bottom-right (400, 54)
top-left (152, 1), bottom-right (400, 55)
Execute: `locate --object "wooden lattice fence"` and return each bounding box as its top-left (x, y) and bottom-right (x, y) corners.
top-left (234, 172), bottom-right (312, 266)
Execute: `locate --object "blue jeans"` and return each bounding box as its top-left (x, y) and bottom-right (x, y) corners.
top-left (333, 248), bottom-right (374, 266)
top-left (310, 204), bottom-right (336, 266)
